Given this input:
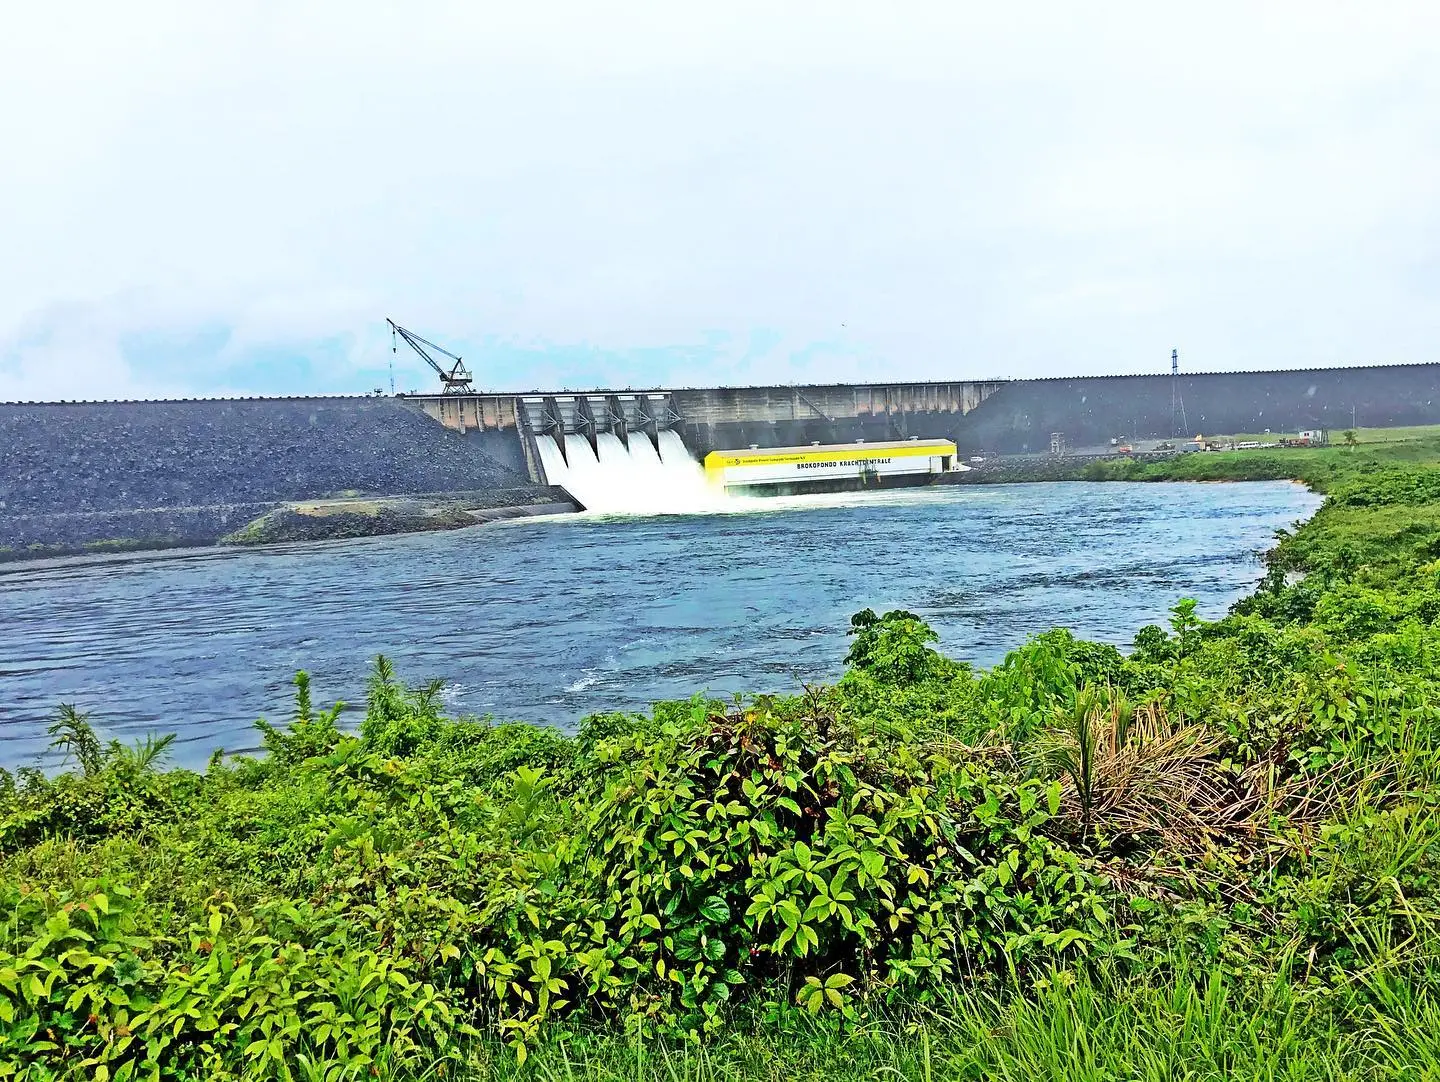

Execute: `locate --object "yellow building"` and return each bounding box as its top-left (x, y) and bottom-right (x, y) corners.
top-left (704, 439), bottom-right (962, 495)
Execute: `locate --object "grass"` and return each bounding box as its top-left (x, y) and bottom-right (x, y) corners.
top-left (1353, 424), bottom-right (1440, 444)
top-left (476, 971), bottom-right (1434, 1081)
top-left (1081, 435), bottom-right (1440, 489)
top-left (0, 537), bottom-right (197, 562)
top-left (1289, 502), bottom-right (1440, 569)
top-left (1202, 424), bottom-right (1440, 445)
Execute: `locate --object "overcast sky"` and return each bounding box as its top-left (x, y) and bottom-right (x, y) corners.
top-left (1, 2), bottom-right (1437, 400)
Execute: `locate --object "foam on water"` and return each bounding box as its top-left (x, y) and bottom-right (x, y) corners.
top-left (536, 432), bottom-right (725, 514)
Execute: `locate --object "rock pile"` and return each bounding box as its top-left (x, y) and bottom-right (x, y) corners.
top-left (0, 399), bottom-right (541, 514)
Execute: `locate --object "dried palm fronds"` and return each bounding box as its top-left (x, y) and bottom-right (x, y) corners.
top-left (926, 686), bottom-right (1382, 889)
top-left (1032, 689), bottom-right (1302, 857)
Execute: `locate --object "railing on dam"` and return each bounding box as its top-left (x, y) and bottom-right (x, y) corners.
top-left (405, 381), bottom-right (1005, 434)
top-left (668, 382), bottom-right (1005, 424)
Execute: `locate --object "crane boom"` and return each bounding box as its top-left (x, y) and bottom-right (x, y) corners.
top-left (387, 318), bottom-right (475, 394)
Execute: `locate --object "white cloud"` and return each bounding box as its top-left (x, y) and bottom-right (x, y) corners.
top-left (2, 0), bottom-right (1438, 399)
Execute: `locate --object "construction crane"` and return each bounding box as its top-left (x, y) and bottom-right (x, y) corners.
top-left (387, 319), bottom-right (474, 394)
top-left (1171, 348), bottom-right (1188, 436)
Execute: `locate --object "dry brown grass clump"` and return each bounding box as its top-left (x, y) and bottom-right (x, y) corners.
top-left (1027, 688), bottom-right (1355, 866)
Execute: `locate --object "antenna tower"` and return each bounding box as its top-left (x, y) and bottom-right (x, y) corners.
top-left (1171, 348), bottom-right (1189, 436)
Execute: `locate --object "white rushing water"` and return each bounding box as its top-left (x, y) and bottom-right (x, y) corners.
top-left (534, 429), bottom-right (976, 518)
top-left (535, 431), bottom-right (723, 514)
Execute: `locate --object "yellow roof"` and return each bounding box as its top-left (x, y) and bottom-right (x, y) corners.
top-left (704, 439), bottom-right (955, 465)
top-left (702, 437), bottom-right (950, 458)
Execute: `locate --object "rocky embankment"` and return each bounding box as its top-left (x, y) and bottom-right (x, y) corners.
top-left (941, 454), bottom-right (1110, 484)
top-left (0, 399), bottom-right (572, 560)
top-left (0, 504), bottom-right (278, 560)
top-left (221, 492), bottom-right (576, 547)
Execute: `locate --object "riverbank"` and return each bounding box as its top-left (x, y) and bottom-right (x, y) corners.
top-left (3, 443), bottom-right (1440, 1077)
top-left (1081, 435), bottom-right (1440, 489)
top-left (0, 487), bottom-right (580, 561)
top-left (219, 492), bottom-right (579, 546)
top-left (7, 439), bottom-right (1420, 563)
top-left (948, 434), bottom-right (1440, 491)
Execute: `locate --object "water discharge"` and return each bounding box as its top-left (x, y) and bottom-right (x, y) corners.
top-left (536, 432), bottom-right (722, 514)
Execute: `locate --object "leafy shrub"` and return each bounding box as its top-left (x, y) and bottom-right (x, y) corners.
top-left (466, 696), bottom-right (1114, 1048)
top-left (1313, 586), bottom-right (1402, 642)
top-left (359, 655), bottom-right (447, 758)
top-left (975, 629), bottom-right (1089, 741)
top-left (0, 882), bottom-right (465, 1080)
top-left (843, 609), bottom-right (948, 683)
top-left (254, 672), bottom-right (343, 767)
top-left (0, 712), bottom-right (198, 853)
top-left (1329, 467), bottom-right (1440, 508)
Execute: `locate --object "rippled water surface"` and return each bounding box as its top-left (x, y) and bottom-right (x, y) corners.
top-left (0, 481), bottom-right (1319, 767)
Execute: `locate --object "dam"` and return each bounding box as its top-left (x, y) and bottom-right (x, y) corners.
top-left (407, 361), bottom-right (1440, 486)
top-left (2, 361), bottom-right (1438, 553)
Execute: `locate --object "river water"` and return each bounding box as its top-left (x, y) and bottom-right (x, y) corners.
top-left (0, 481), bottom-right (1319, 768)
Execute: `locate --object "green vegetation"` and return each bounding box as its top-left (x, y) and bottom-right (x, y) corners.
top-left (1353, 424), bottom-right (1440, 444)
top-left (8, 448), bottom-right (1440, 1077)
top-left (79, 540), bottom-right (175, 556)
top-left (1082, 433), bottom-right (1440, 489)
top-left (1212, 424), bottom-right (1440, 446)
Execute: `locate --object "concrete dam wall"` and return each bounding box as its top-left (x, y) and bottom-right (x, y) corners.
top-left (952, 364), bottom-right (1440, 453)
top-left (665, 365), bottom-right (1440, 455)
top-left (412, 363), bottom-right (1440, 461)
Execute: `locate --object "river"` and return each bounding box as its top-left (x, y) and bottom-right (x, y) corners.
top-left (0, 481), bottom-right (1320, 768)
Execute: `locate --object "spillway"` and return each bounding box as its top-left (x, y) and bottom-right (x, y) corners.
top-left (535, 431), bottom-right (720, 514)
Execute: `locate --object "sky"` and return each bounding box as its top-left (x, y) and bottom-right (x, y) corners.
top-left (1, 2), bottom-right (1437, 401)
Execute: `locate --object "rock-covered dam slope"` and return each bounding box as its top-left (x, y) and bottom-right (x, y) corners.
top-left (0, 399), bottom-right (561, 558)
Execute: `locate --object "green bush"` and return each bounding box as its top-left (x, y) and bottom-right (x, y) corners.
top-left (0, 882), bottom-right (464, 1080)
top-left (482, 697), bottom-right (1113, 1041)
